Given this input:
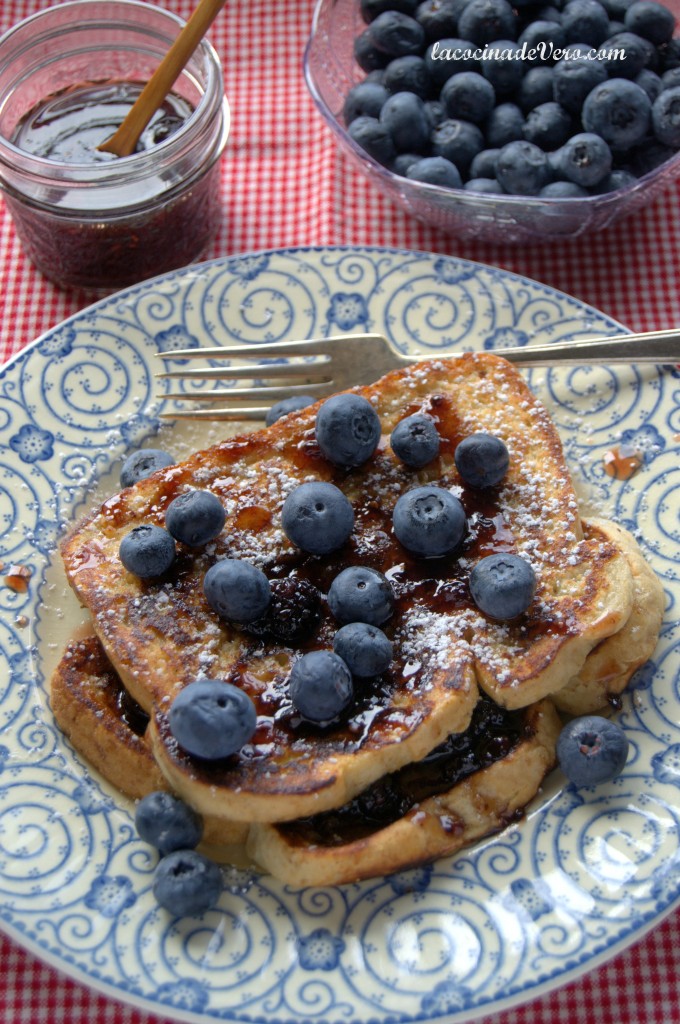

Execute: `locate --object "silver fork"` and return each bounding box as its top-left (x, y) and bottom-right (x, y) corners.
top-left (156, 328), bottom-right (680, 420)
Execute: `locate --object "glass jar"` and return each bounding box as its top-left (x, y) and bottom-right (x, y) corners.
top-left (0, 0), bottom-right (230, 291)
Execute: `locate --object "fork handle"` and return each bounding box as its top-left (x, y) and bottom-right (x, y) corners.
top-left (446, 328), bottom-right (680, 367)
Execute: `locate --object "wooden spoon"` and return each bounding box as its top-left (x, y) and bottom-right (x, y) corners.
top-left (98, 0), bottom-right (227, 158)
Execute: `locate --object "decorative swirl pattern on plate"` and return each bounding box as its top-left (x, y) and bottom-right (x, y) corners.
top-left (0, 247), bottom-right (678, 1024)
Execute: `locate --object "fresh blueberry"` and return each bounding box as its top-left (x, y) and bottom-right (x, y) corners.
top-left (281, 481), bottom-right (355, 554)
top-left (384, 55), bottom-right (431, 96)
top-left (393, 485), bottom-right (466, 557)
top-left (380, 91), bottom-right (431, 150)
top-left (625, 138), bottom-right (675, 173)
top-left (135, 791), bottom-right (203, 855)
top-left (289, 650), bottom-right (354, 724)
top-left (464, 176), bottom-right (505, 191)
top-left (556, 715), bottom-right (629, 786)
top-left (333, 622), bottom-right (393, 677)
top-left (203, 559), bottom-right (271, 622)
top-left (470, 147), bottom-right (501, 176)
top-left (496, 140), bottom-right (552, 194)
top-left (431, 118), bottom-right (485, 172)
top-left (517, 66), bottom-right (555, 112)
top-left (554, 132), bottom-right (613, 185)
top-left (454, 432), bottom-right (509, 487)
top-left (425, 38), bottom-right (481, 87)
top-left (652, 85), bottom-right (680, 146)
top-left (440, 72), bottom-right (496, 123)
top-left (165, 489), bottom-right (226, 547)
top-left (591, 167), bottom-right (638, 190)
top-left (469, 553), bottom-right (536, 619)
top-left (265, 394), bottom-right (315, 426)
top-left (480, 40), bottom-right (525, 95)
top-left (416, 0), bottom-right (462, 40)
top-left (484, 102), bottom-right (525, 146)
top-left (517, 19), bottom-right (567, 60)
top-left (597, 31), bottom-right (650, 76)
top-left (424, 98), bottom-right (447, 128)
top-left (153, 849), bottom-right (222, 916)
top-left (246, 577), bottom-right (322, 643)
top-left (663, 36), bottom-right (680, 70)
top-left (598, 0), bottom-right (635, 18)
top-left (393, 151), bottom-right (422, 174)
top-left (561, 0), bottom-right (611, 44)
top-left (406, 154), bottom-right (463, 185)
top-left (119, 524), bottom-right (176, 578)
top-left (624, 0), bottom-right (675, 43)
top-left (553, 54), bottom-right (608, 114)
top-left (169, 678), bottom-right (257, 759)
top-left (343, 80), bottom-right (390, 124)
top-left (539, 179), bottom-right (589, 195)
top-left (120, 448), bottom-right (174, 488)
top-left (582, 79), bottom-right (652, 148)
top-left (368, 10), bottom-right (426, 55)
top-left (661, 66), bottom-right (680, 90)
top-left (635, 67), bottom-right (663, 100)
top-left (354, 29), bottom-right (391, 72)
top-left (327, 566), bottom-right (396, 625)
top-left (391, 412), bottom-right (441, 467)
top-left (457, 0), bottom-right (519, 44)
top-left (523, 102), bottom-right (573, 149)
top-left (315, 393), bottom-right (381, 468)
top-left (361, 0), bottom-right (420, 22)
top-left (348, 115), bottom-right (397, 165)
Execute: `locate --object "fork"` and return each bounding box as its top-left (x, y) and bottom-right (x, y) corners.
top-left (156, 328), bottom-right (680, 420)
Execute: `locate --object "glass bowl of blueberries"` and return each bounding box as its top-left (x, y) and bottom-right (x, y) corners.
top-left (304, 0), bottom-right (680, 242)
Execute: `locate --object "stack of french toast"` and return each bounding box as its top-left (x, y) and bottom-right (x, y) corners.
top-left (52, 353), bottom-right (664, 887)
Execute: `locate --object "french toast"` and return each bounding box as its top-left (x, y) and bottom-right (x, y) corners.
top-left (60, 354), bottom-right (635, 825)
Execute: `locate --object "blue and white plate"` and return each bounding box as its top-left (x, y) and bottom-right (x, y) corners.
top-left (1, 246), bottom-right (678, 1024)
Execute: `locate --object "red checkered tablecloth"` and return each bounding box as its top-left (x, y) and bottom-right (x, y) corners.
top-left (1, 1), bottom-right (679, 1022)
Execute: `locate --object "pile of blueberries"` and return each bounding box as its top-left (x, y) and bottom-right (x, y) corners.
top-left (342, 0), bottom-right (680, 196)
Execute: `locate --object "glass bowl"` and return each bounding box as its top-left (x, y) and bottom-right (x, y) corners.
top-left (304, 0), bottom-right (680, 244)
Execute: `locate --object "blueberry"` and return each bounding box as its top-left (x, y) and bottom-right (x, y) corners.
top-left (454, 432), bottom-right (509, 487)
top-left (289, 650), bottom-right (354, 724)
top-left (517, 19), bottom-right (567, 60)
top-left (517, 66), bottom-right (555, 112)
top-left (406, 154), bottom-right (463, 185)
top-left (203, 559), bottom-right (271, 622)
top-left (416, 0), bottom-right (462, 40)
top-left (119, 524), bottom-right (176, 578)
top-left (652, 85), bottom-right (680, 146)
top-left (624, 0), bottom-right (675, 43)
top-left (165, 489), bottom-right (225, 547)
top-left (354, 29), bottom-right (391, 72)
top-left (281, 481), bottom-right (354, 554)
top-left (470, 147), bottom-right (501, 176)
top-left (591, 167), bottom-right (638, 190)
top-left (457, 0), bottom-right (519, 44)
top-left (661, 66), bottom-right (680, 89)
top-left (625, 138), bottom-right (675, 173)
top-left (333, 622), bottom-right (393, 677)
top-left (556, 715), bottom-right (629, 786)
top-left (384, 55), bottom-right (432, 96)
top-left (440, 72), bottom-right (496, 123)
top-left (315, 393), bottom-right (381, 468)
top-left (464, 176), bottom-right (505, 191)
top-left (153, 849), bottom-right (222, 916)
top-left (135, 791), bottom-right (203, 855)
top-left (582, 79), bottom-right (652, 148)
top-left (553, 54), bottom-right (607, 114)
top-left (496, 140), bottom-right (552, 194)
top-left (539, 179), bottom-right (589, 195)
top-left (343, 80), bottom-right (390, 124)
top-left (380, 91), bottom-right (431, 150)
top-left (431, 118), bottom-right (485, 172)
top-left (265, 394), bottom-right (315, 426)
top-left (393, 485), bottom-right (466, 557)
top-left (368, 10), bottom-right (426, 55)
top-left (523, 102), bottom-right (573, 149)
top-left (663, 37), bottom-right (680, 70)
top-left (597, 31), bottom-right (650, 76)
top-left (120, 448), bottom-right (174, 488)
top-left (348, 115), bottom-right (397, 165)
top-left (361, 0), bottom-right (420, 22)
top-left (424, 99), bottom-right (447, 128)
top-left (481, 40), bottom-right (525, 95)
top-left (598, 0), bottom-right (635, 17)
top-left (169, 678), bottom-right (257, 759)
top-left (469, 553), bottom-right (536, 619)
top-left (327, 566), bottom-right (396, 625)
top-left (561, 0), bottom-right (611, 44)
top-left (484, 102), bottom-right (525, 146)
top-left (391, 412), bottom-right (441, 467)
top-left (246, 577), bottom-right (322, 643)
top-left (635, 67), bottom-right (663, 100)
top-left (393, 151), bottom-right (422, 174)
top-left (555, 132), bottom-right (613, 185)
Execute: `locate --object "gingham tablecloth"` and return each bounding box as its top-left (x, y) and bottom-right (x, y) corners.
top-left (1, 1), bottom-right (679, 1022)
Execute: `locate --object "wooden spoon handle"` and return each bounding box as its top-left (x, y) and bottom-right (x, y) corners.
top-left (98, 0), bottom-right (227, 157)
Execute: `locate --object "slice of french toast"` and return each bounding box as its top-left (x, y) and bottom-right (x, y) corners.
top-left (61, 354), bottom-right (634, 824)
